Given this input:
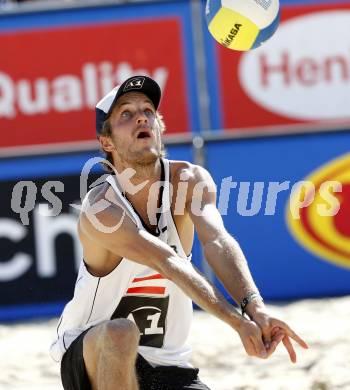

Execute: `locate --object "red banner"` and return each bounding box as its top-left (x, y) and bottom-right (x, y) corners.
top-left (0, 18), bottom-right (190, 148)
top-left (216, 2), bottom-right (350, 130)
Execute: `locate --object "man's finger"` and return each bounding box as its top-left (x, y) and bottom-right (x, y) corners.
top-left (254, 314), bottom-right (271, 347)
top-left (266, 340), bottom-right (278, 357)
top-left (261, 327), bottom-right (271, 349)
top-left (243, 338), bottom-right (258, 358)
top-left (248, 339), bottom-right (258, 357)
top-left (250, 335), bottom-right (267, 359)
top-left (272, 330), bottom-right (285, 344)
top-left (271, 326), bottom-right (282, 337)
top-left (282, 335), bottom-right (297, 363)
top-left (272, 319), bottom-right (309, 349)
top-left (266, 330), bottom-right (284, 357)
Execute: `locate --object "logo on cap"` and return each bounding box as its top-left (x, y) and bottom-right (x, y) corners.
top-left (124, 77), bottom-right (145, 92)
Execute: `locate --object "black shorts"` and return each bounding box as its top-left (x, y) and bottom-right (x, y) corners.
top-left (61, 329), bottom-right (211, 390)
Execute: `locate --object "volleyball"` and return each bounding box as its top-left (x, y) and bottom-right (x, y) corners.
top-left (206, 0), bottom-right (280, 51)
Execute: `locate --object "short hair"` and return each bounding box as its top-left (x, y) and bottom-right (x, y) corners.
top-left (99, 112), bottom-right (166, 172)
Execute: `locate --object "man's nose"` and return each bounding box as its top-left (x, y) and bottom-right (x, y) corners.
top-left (136, 111), bottom-right (148, 124)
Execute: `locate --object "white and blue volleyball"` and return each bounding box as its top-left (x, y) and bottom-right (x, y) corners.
top-left (206, 0), bottom-right (280, 51)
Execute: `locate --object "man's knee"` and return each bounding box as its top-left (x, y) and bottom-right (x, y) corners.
top-left (85, 319), bottom-right (140, 359)
top-left (83, 320), bottom-right (140, 389)
top-left (102, 319), bottom-right (140, 353)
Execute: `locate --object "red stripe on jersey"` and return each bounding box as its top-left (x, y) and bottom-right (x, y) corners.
top-left (132, 274), bottom-right (165, 283)
top-left (126, 286), bottom-right (166, 295)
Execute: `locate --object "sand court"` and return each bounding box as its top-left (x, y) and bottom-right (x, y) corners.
top-left (1, 296), bottom-right (349, 390)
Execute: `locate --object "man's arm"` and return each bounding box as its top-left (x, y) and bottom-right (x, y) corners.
top-left (78, 185), bottom-right (269, 359)
top-left (184, 165), bottom-right (262, 313)
top-left (184, 164), bottom-right (308, 361)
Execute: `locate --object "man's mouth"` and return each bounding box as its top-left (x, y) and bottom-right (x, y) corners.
top-left (136, 130), bottom-right (151, 139)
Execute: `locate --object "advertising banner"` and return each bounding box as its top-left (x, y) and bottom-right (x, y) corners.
top-left (0, 2), bottom-right (198, 151)
top-left (209, 2), bottom-right (350, 130)
top-left (205, 130), bottom-right (350, 299)
top-left (0, 152), bottom-right (98, 320)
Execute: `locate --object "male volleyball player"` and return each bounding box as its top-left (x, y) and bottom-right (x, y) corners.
top-left (51, 75), bottom-right (308, 390)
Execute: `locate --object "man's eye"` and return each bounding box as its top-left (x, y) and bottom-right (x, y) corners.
top-left (121, 111), bottom-right (131, 118)
top-left (144, 109), bottom-right (154, 117)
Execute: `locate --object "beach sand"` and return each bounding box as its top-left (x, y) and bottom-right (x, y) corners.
top-left (1, 296), bottom-right (349, 390)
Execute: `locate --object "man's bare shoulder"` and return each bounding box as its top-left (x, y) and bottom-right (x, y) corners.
top-left (169, 160), bottom-right (213, 184)
top-left (79, 181), bottom-right (131, 235)
top-left (169, 160), bottom-right (217, 211)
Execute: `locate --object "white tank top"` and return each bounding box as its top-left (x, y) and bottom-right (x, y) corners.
top-left (50, 159), bottom-right (193, 367)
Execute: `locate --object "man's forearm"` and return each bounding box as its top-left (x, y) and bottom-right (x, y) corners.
top-left (158, 254), bottom-right (246, 331)
top-left (203, 232), bottom-right (265, 314)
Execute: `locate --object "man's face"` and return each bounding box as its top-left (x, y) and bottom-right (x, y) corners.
top-left (108, 92), bottom-right (162, 166)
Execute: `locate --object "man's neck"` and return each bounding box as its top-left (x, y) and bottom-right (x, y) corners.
top-left (114, 158), bottom-right (162, 193)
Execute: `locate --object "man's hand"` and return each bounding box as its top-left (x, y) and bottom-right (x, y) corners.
top-left (236, 317), bottom-right (269, 359)
top-left (249, 308), bottom-right (309, 363)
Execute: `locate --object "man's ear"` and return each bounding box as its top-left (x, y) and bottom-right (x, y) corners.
top-left (99, 136), bottom-right (115, 152)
